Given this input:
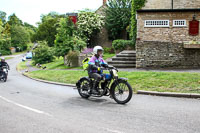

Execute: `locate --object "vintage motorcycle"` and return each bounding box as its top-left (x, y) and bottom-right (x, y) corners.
top-left (0, 66), bottom-right (8, 82)
top-left (76, 66), bottom-right (133, 104)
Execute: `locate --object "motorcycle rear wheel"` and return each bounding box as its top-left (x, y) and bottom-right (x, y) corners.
top-left (112, 80), bottom-right (133, 104)
top-left (78, 79), bottom-right (90, 99)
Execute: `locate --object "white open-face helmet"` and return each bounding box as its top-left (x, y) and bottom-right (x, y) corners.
top-left (93, 46), bottom-right (103, 55)
top-left (1, 57), bottom-right (5, 61)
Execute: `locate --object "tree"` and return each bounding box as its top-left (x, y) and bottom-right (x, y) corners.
top-left (75, 11), bottom-right (104, 47)
top-left (0, 19), bottom-right (11, 55)
top-left (3, 23), bottom-right (11, 36)
top-left (0, 11), bottom-right (7, 24)
top-left (54, 17), bottom-right (75, 57)
top-left (33, 13), bottom-right (63, 46)
top-left (24, 22), bottom-right (37, 42)
top-left (104, 0), bottom-right (132, 40)
top-left (54, 17), bottom-right (86, 63)
top-left (8, 13), bottom-right (23, 26)
top-left (11, 25), bottom-right (30, 51)
top-left (0, 19), bottom-right (3, 33)
top-left (130, 0), bottom-right (146, 42)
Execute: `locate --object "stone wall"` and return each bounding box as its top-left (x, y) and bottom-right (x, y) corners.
top-left (136, 41), bottom-right (200, 68)
top-left (137, 11), bottom-right (200, 43)
top-left (174, 0), bottom-right (200, 9)
top-left (142, 0), bottom-right (172, 9)
top-left (143, 0), bottom-right (200, 9)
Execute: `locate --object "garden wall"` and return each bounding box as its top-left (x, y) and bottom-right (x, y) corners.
top-left (136, 41), bottom-right (200, 68)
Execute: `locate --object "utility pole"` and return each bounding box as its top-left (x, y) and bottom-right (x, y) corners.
top-left (172, 0), bottom-right (174, 9)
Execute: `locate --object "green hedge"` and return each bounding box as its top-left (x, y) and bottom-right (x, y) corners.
top-left (0, 50), bottom-right (11, 55)
top-left (32, 41), bottom-right (54, 65)
top-left (112, 40), bottom-right (135, 52)
top-left (104, 47), bottom-right (114, 54)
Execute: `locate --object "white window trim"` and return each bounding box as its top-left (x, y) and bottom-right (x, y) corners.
top-left (144, 20), bottom-right (170, 28)
top-left (173, 20), bottom-right (187, 27)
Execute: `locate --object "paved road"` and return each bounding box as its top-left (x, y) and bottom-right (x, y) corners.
top-left (0, 56), bottom-right (200, 133)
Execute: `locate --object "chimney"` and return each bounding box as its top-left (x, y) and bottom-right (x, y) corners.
top-left (103, 0), bottom-right (107, 5)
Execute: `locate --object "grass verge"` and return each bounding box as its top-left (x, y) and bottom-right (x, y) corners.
top-left (5, 57), bottom-right (14, 60)
top-left (41, 57), bottom-right (82, 70)
top-left (26, 70), bottom-right (200, 94)
top-left (17, 61), bottom-right (28, 71)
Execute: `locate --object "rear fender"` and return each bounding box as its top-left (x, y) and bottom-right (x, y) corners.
top-left (76, 77), bottom-right (91, 89)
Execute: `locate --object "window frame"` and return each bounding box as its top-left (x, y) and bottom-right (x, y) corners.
top-left (144, 20), bottom-right (170, 28)
top-left (173, 20), bottom-right (187, 27)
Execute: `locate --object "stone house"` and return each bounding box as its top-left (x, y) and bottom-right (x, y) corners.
top-left (91, 0), bottom-right (112, 47)
top-left (136, 0), bottom-right (200, 68)
top-left (91, 0), bottom-right (128, 47)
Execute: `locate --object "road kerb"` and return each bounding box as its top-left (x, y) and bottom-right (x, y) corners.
top-left (22, 73), bottom-right (76, 87)
top-left (137, 90), bottom-right (200, 98)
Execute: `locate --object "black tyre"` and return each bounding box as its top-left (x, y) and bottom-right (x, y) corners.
top-left (112, 80), bottom-right (133, 104)
top-left (3, 73), bottom-right (7, 82)
top-left (78, 79), bottom-right (90, 99)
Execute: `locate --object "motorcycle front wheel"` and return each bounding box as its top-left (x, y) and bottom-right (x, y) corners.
top-left (78, 79), bottom-right (90, 99)
top-left (3, 73), bottom-right (7, 82)
top-left (112, 80), bottom-right (133, 104)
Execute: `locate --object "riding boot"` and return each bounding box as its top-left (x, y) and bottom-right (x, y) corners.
top-left (91, 81), bottom-right (99, 95)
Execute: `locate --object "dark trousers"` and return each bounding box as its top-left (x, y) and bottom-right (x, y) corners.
top-left (89, 73), bottom-right (102, 82)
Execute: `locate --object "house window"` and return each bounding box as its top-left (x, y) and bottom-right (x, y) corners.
top-left (173, 20), bottom-right (186, 27)
top-left (145, 20), bottom-right (169, 27)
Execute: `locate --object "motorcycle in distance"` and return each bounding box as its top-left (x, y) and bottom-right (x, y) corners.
top-left (76, 65), bottom-right (133, 104)
top-left (0, 66), bottom-right (9, 82)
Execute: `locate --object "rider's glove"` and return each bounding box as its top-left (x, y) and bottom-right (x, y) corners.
top-left (97, 67), bottom-right (101, 71)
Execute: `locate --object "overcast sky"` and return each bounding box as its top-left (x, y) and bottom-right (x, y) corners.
top-left (0, 0), bottom-right (103, 26)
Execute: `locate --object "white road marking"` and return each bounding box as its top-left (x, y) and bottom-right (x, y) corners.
top-left (0, 96), bottom-right (52, 117)
top-left (103, 128), bottom-right (124, 133)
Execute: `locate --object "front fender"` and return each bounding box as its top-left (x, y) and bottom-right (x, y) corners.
top-left (110, 78), bottom-right (128, 92)
top-left (76, 77), bottom-right (90, 89)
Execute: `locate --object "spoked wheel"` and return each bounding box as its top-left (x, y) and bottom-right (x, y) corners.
top-left (78, 79), bottom-right (90, 99)
top-left (112, 80), bottom-right (133, 104)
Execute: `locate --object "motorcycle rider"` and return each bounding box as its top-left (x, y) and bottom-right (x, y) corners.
top-left (0, 57), bottom-right (10, 77)
top-left (88, 46), bottom-right (108, 94)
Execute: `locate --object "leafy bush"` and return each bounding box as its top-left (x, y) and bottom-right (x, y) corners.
top-left (75, 11), bottom-right (105, 47)
top-left (32, 41), bottom-right (54, 64)
top-left (104, 47), bottom-right (114, 54)
top-left (0, 36), bottom-right (11, 55)
top-left (72, 38), bottom-right (87, 52)
top-left (0, 50), bottom-right (11, 55)
top-left (112, 40), bottom-right (135, 52)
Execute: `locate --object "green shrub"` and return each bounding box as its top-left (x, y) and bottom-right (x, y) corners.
top-left (32, 41), bottom-right (54, 65)
top-left (0, 50), bottom-right (11, 55)
top-left (104, 47), bottom-right (114, 54)
top-left (0, 37), bottom-right (11, 55)
top-left (112, 40), bottom-right (135, 52)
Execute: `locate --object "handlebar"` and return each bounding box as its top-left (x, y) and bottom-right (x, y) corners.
top-left (105, 65), bottom-right (118, 72)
